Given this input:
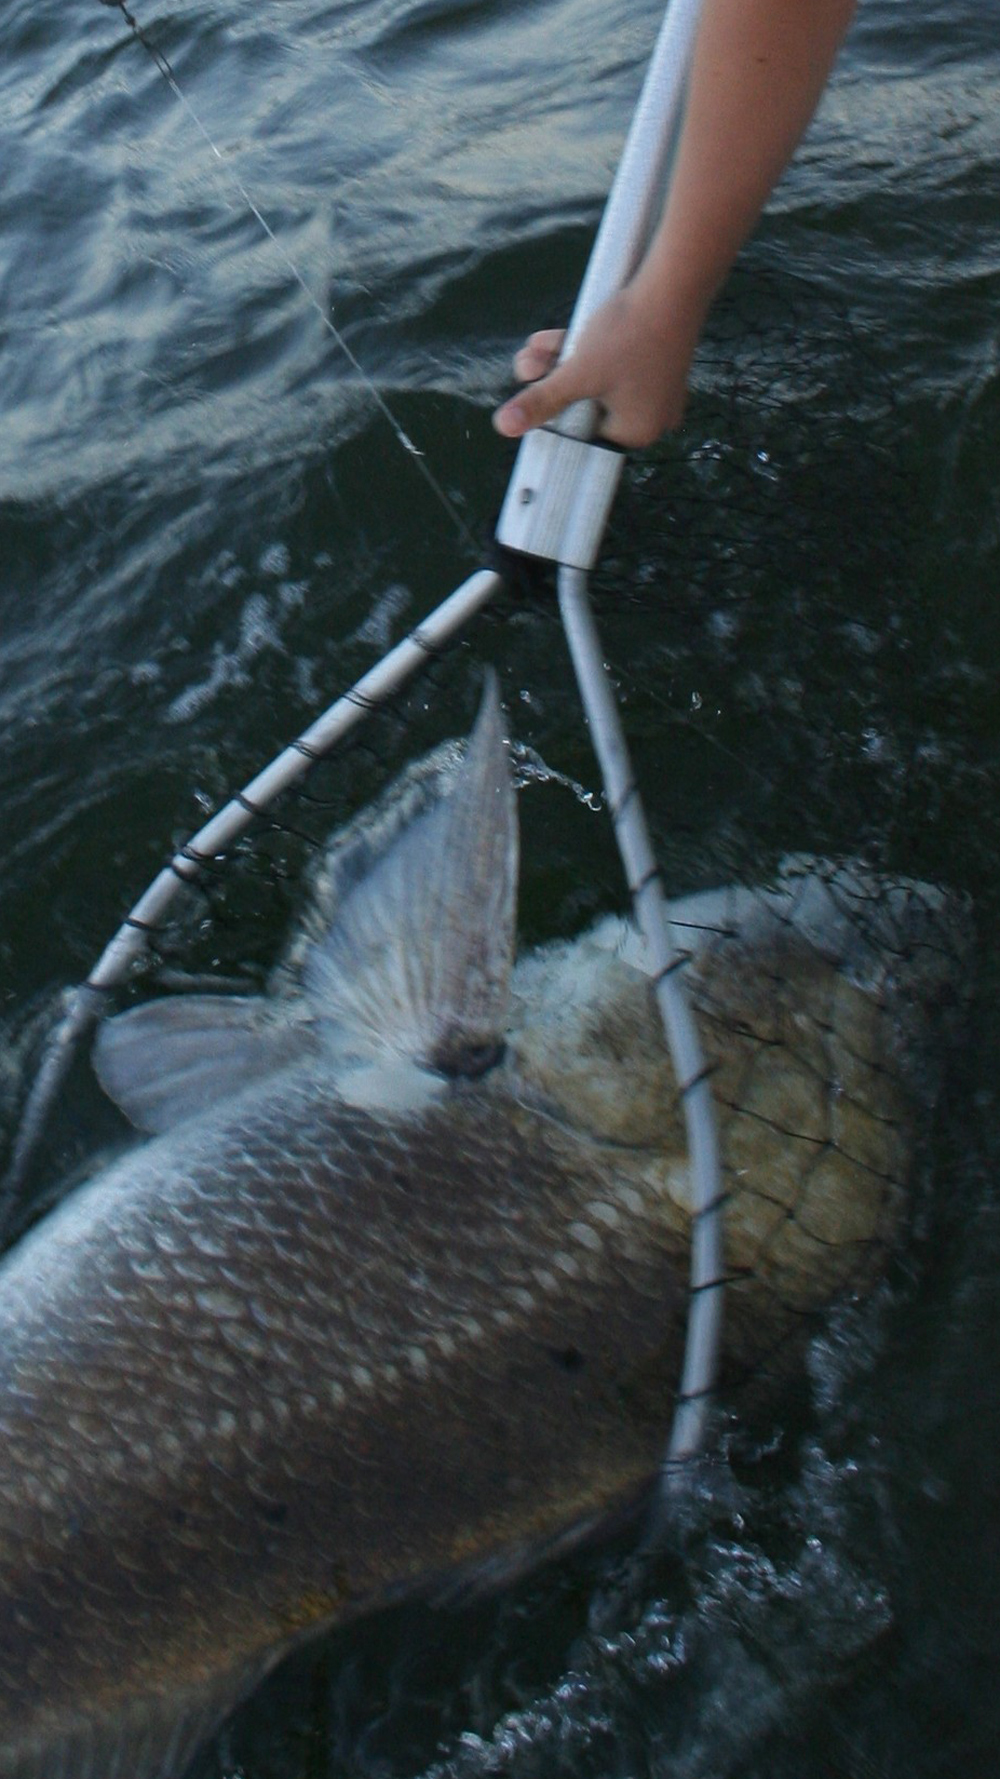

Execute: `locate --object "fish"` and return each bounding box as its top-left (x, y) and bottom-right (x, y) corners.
top-left (0, 678), bottom-right (965, 1778)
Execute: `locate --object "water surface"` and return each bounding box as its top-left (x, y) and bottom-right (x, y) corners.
top-left (1, 1), bottom-right (999, 1774)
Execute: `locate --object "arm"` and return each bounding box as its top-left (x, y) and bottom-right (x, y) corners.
top-left (493, 0), bottom-right (857, 447)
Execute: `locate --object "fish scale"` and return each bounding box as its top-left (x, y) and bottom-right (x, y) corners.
top-left (0, 1063), bottom-right (687, 1766)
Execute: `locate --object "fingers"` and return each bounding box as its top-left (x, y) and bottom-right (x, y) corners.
top-left (491, 292), bottom-right (691, 447)
top-left (493, 330), bottom-right (582, 439)
top-left (512, 329), bottom-right (565, 382)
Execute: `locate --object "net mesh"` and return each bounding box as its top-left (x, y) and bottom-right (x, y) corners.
top-left (3, 564), bottom-right (966, 1384)
top-left (0, 260), bottom-right (978, 1779)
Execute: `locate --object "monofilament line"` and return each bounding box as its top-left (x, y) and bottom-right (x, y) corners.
top-left (96, 0), bottom-right (477, 553)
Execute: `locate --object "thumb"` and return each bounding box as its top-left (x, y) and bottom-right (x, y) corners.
top-left (492, 354), bottom-right (592, 439)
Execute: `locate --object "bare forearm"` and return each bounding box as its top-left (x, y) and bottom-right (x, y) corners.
top-left (494, 0), bottom-right (857, 445)
top-left (636, 0), bottom-right (858, 324)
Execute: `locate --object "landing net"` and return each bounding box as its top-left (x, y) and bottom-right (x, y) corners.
top-left (0, 6), bottom-right (979, 1775)
top-left (0, 244), bottom-right (973, 1779)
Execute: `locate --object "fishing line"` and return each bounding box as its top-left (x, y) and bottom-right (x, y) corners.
top-left (9, 0), bottom-right (726, 1491)
top-left (96, 0), bottom-right (478, 554)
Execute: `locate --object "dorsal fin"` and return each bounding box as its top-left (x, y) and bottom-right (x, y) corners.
top-left (305, 673), bottom-right (518, 1076)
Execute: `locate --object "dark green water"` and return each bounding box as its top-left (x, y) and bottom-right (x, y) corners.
top-left (2, 0), bottom-right (999, 1774)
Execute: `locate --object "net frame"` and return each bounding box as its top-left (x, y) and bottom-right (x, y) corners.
top-left (1, 0), bottom-right (725, 1487)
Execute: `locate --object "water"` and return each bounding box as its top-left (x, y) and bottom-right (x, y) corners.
top-left (2, 0), bottom-right (999, 1773)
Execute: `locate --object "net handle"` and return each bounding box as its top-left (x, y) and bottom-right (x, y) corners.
top-left (554, 0), bottom-right (706, 442)
top-left (550, 0), bottom-right (725, 1488)
top-left (4, 2), bottom-right (724, 1492)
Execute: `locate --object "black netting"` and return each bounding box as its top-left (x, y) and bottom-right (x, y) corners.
top-left (0, 257), bottom-right (981, 1779)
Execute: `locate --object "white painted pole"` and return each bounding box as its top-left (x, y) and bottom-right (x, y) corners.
top-left (6, 4), bottom-right (725, 1486)
top-left (552, 0), bottom-right (706, 443)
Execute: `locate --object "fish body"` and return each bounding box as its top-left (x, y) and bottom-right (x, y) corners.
top-left (0, 1062), bottom-right (686, 1774)
top-left (0, 685), bottom-right (963, 1776)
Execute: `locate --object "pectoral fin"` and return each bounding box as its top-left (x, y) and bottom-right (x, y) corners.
top-left (306, 672), bottom-right (518, 1077)
top-left (93, 994), bottom-right (317, 1133)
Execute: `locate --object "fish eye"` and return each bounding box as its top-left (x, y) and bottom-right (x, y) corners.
top-left (433, 1040), bottom-right (506, 1080)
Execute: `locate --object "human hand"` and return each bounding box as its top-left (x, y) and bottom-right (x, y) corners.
top-left (491, 283), bottom-right (698, 449)
top-left (492, 1), bottom-right (857, 450)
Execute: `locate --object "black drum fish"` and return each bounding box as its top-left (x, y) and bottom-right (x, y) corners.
top-left (0, 681), bottom-right (963, 1777)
